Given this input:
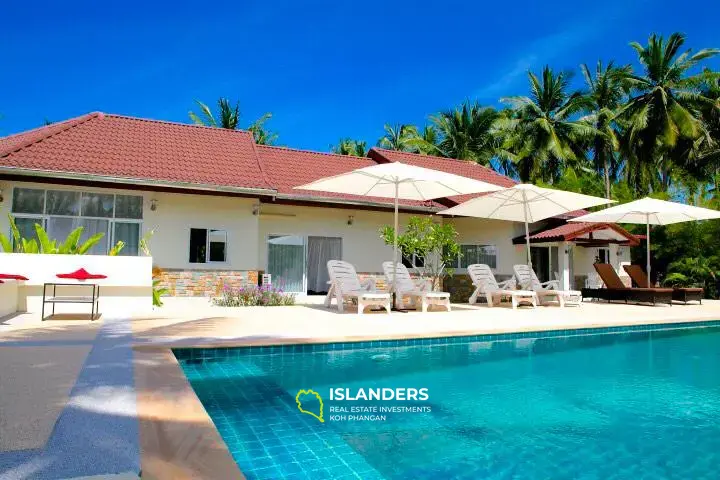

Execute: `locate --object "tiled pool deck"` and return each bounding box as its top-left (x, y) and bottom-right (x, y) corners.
top-left (3, 299), bottom-right (720, 479)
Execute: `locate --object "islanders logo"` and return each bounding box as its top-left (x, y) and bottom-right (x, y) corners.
top-left (295, 389), bottom-right (324, 423)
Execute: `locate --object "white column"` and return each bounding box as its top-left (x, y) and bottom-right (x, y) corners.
top-left (558, 241), bottom-right (571, 290)
top-left (609, 244), bottom-right (619, 269)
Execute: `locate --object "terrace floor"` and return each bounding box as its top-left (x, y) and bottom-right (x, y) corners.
top-left (2, 297), bottom-right (720, 479)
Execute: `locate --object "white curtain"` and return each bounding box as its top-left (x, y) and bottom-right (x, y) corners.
top-left (307, 236), bottom-right (342, 293)
top-left (79, 219), bottom-right (109, 254)
top-left (268, 235), bottom-right (305, 292)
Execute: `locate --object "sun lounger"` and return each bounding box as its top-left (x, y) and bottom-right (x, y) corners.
top-left (513, 264), bottom-right (582, 307)
top-left (467, 264), bottom-right (537, 308)
top-left (382, 262), bottom-right (450, 312)
top-left (325, 260), bottom-right (391, 314)
top-left (623, 264), bottom-right (703, 304)
top-left (593, 263), bottom-right (673, 306)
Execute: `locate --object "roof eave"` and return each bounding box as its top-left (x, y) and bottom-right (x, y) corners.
top-left (0, 166), bottom-right (277, 196)
top-left (273, 193), bottom-right (438, 212)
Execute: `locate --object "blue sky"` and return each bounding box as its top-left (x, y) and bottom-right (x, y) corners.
top-left (2, 0), bottom-right (719, 151)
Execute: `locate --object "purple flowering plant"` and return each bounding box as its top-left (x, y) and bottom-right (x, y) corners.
top-left (214, 279), bottom-right (296, 306)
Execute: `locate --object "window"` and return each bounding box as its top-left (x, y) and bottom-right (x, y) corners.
top-left (189, 228), bottom-right (227, 263)
top-left (10, 187), bottom-right (143, 255)
top-left (597, 248), bottom-right (610, 264)
top-left (452, 244), bottom-right (498, 269)
top-left (402, 254), bottom-right (425, 269)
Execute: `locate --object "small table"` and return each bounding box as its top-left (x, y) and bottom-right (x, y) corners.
top-left (42, 283), bottom-right (100, 321)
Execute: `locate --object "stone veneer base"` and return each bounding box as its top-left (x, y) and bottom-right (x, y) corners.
top-left (158, 269), bottom-right (259, 297)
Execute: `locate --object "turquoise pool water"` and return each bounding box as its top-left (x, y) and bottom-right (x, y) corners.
top-left (176, 323), bottom-right (720, 479)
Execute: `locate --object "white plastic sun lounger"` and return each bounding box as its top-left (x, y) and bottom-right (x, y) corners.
top-left (513, 264), bottom-right (581, 307)
top-left (325, 260), bottom-right (391, 314)
top-left (467, 264), bottom-right (537, 308)
top-left (382, 262), bottom-right (450, 312)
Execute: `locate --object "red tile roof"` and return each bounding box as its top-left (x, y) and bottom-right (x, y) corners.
top-left (368, 147), bottom-right (517, 204)
top-left (514, 222), bottom-right (639, 245)
top-left (0, 112), bottom-right (529, 212)
top-left (256, 145), bottom-right (440, 209)
top-left (0, 112), bottom-right (274, 192)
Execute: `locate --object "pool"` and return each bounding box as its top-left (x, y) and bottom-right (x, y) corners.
top-left (175, 322), bottom-right (720, 479)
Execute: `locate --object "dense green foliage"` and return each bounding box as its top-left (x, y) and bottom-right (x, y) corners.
top-left (357, 32), bottom-right (718, 294)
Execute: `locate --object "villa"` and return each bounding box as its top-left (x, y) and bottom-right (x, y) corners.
top-left (0, 112), bottom-right (639, 300)
top-left (3, 112), bottom-right (720, 480)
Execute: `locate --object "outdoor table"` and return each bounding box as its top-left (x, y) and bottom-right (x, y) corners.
top-left (41, 282), bottom-right (100, 321)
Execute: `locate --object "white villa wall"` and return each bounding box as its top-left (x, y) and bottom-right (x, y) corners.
top-left (0, 280), bottom-right (18, 317)
top-left (257, 204), bottom-right (400, 273)
top-left (448, 217), bottom-right (527, 276)
top-left (143, 191), bottom-right (259, 271)
top-left (0, 253), bottom-right (152, 316)
top-left (573, 244), bottom-right (632, 286)
top-left (0, 180), bottom-right (261, 272)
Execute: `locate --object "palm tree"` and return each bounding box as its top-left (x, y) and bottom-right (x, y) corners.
top-left (377, 124), bottom-right (418, 151)
top-left (580, 61), bottom-right (632, 198)
top-left (248, 113), bottom-right (278, 146)
top-left (499, 66), bottom-right (594, 182)
top-left (189, 99), bottom-right (240, 129)
top-left (405, 125), bottom-right (442, 155)
top-left (331, 139), bottom-right (367, 157)
top-left (619, 32), bottom-right (719, 193)
top-left (430, 101), bottom-right (500, 164)
top-left (189, 98), bottom-right (277, 144)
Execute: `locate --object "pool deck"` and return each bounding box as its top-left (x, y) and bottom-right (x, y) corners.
top-left (2, 298), bottom-right (720, 479)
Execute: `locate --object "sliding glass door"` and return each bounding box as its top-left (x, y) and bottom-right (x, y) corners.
top-left (267, 235), bottom-right (305, 293)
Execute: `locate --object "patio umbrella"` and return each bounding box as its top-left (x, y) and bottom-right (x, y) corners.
top-left (294, 161), bottom-right (501, 293)
top-left (570, 197), bottom-right (720, 287)
top-left (438, 184), bottom-right (614, 268)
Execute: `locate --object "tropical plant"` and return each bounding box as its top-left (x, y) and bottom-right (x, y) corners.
top-left (377, 124), bottom-right (419, 151)
top-left (331, 138), bottom-right (368, 157)
top-left (139, 229), bottom-right (155, 256)
top-left (580, 61), bottom-right (632, 198)
top-left (379, 216), bottom-right (461, 290)
top-left (429, 101), bottom-right (500, 164)
top-left (189, 99), bottom-right (240, 129)
top-left (248, 113), bottom-right (278, 145)
top-left (499, 66), bottom-right (595, 182)
top-left (151, 266), bottom-right (169, 307)
top-left (663, 256), bottom-right (717, 296)
top-left (0, 215), bottom-right (122, 255)
top-left (189, 98), bottom-right (277, 144)
top-left (618, 32), bottom-right (719, 194)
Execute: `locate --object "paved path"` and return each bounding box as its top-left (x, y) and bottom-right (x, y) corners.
top-left (0, 317), bottom-right (140, 479)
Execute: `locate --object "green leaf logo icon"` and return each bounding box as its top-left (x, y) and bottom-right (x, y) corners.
top-left (296, 389), bottom-right (324, 423)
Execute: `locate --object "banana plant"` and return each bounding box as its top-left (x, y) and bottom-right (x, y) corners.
top-left (0, 214), bottom-right (123, 255)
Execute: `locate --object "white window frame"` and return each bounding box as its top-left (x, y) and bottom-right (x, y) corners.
top-left (188, 227), bottom-right (229, 264)
top-left (454, 244), bottom-right (499, 271)
top-left (9, 187), bottom-right (143, 255)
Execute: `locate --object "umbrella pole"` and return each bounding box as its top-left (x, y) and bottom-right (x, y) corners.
top-left (393, 182), bottom-right (399, 306)
top-left (522, 191), bottom-right (532, 267)
top-left (646, 214), bottom-right (651, 288)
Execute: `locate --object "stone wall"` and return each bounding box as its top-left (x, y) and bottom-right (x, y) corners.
top-left (444, 273), bottom-right (514, 303)
top-left (158, 269), bottom-right (259, 297)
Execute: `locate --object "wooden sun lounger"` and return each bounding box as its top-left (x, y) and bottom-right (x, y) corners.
top-left (623, 264), bottom-right (703, 304)
top-left (593, 264), bottom-right (673, 306)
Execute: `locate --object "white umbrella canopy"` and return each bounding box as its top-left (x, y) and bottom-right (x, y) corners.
top-left (295, 161), bottom-right (501, 200)
top-left (295, 161), bottom-right (502, 294)
top-left (570, 197), bottom-right (720, 287)
top-left (439, 184), bottom-right (614, 268)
